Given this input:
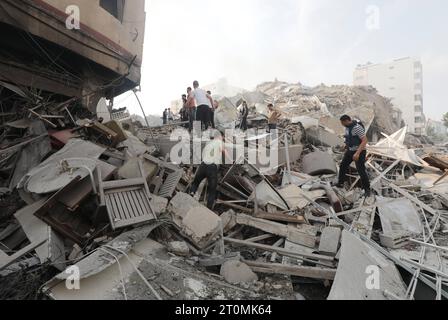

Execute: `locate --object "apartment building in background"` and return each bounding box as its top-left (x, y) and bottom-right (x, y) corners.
top-left (354, 57), bottom-right (426, 135)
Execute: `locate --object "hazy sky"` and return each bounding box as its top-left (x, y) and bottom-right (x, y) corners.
top-left (118, 0), bottom-right (448, 121)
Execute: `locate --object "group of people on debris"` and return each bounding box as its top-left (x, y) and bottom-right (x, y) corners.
top-left (162, 81), bottom-right (218, 131)
top-left (162, 81), bottom-right (372, 210)
top-left (163, 80), bottom-right (284, 133)
top-left (188, 113), bottom-right (372, 211)
top-left (162, 108), bottom-right (174, 125)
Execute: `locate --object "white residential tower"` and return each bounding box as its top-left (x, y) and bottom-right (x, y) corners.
top-left (354, 57), bottom-right (425, 135)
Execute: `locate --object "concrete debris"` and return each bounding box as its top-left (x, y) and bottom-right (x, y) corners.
top-left (169, 193), bottom-right (222, 249)
top-left (328, 231), bottom-right (408, 300)
top-left (302, 150), bottom-right (337, 176)
top-left (1, 76), bottom-right (447, 301)
top-left (167, 241), bottom-right (191, 257)
top-left (220, 260), bottom-right (259, 285)
top-left (319, 227), bottom-right (342, 256)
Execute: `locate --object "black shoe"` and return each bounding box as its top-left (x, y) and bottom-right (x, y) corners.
top-left (364, 189), bottom-right (372, 197)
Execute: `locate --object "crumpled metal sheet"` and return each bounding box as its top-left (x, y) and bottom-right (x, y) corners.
top-left (368, 127), bottom-right (424, 166)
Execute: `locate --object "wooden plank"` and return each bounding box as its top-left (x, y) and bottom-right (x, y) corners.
top-left (236, 214), bottom-right (317, 248)
top-left (125, 191), bottom-right (139, 217)
top-left (255, 212), bottom-right (305, 224)
top-left (117, 192), bottom-right (130, 220)
top-left (105, 196), bottom-right (116, 227)
top-left (245, 234), bottom-right (275, 243)
top-left (135, 190), bottom-right (150, 214)
top-left (102, 178), bottom-right (145, 190)
top-left (125, 192), bottom-right (139, 219)
top-left (216, 200), bottom-right (253, 213)
top-left (118, 192), bottom-right (131, 220)
top-left (224, 237), bottom-right (333, 262)
top-left (130, 190), bottom-right (144, 213)
top-left (244, 260), bottom-right (336, 280)
top-left (112, 193), bottom-right (125, 221)
top-left (139, 190), bottom-right (153, 215)
top-left (0, 239), bottom-right (47, 271)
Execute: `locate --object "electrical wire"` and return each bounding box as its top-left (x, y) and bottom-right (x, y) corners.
top-left (98, 247), bottom-right (128, 300)
top-left (103, 245), bottom-right (163, 300)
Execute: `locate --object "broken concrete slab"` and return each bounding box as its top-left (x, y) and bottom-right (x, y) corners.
top-left (252, 180), bottom-right (290, 211)
top-left (169, 192), bottom-right (204, 221)
top-left (220, 260), bottom-right (258, 285)
top-left (328, 231), bottom-right (407, 300)
top-left (118, 157), bottom-right (158, 181)
top-left (302, 150), bottom-right (337, 176)
top-left (43, 238), bottom-right (166, 300)
top-left (119, 133), bottom-right (157, 158)
top-left (319, 227), bottom-right (342, 256)
top-left (169, 193), bottom-right (222, 249)
top-left (182, 207), bottom-right (222, 249)
top-left (306, 127), bottom-right (344, 148)
top-left (278, 184), bottom-right (326, 210)
top-left (220, 210), bottom-right (237, 233)
top-left (167, 241), bottom-right (190, 257)
top-left (43, 223), bottom-right (162, 289)
top-left (379, 231), bottom-right (411, 249)
top-left (377, 197), bottom-right (423, 235)
top-left (150, 194), bottom-right (169, 216)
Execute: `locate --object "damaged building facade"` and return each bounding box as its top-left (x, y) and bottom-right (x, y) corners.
top-left (0, 0), bottom-right (145, 112)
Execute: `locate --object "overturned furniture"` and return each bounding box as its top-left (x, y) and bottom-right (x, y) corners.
top-left (99, 160), bottom-right (157, 230)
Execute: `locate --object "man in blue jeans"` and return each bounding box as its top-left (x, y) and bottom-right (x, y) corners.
top-left (337, 115), bottom-right (371, 197)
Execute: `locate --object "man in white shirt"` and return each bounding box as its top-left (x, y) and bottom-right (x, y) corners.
top-left (190, 130), bottom-right (228, 209)
top-left (187, 80), bottom-right (214, 131)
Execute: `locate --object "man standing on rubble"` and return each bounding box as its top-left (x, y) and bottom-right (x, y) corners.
top-left (186, 87), bottom-right (196, 132)
top-left (337, 115), bottom-right (371, 197)
top-left (163, 109), bottom-right (168, 125)
top-left (180, 94), bottom-right (189, 128)
top-left (189, 130), bottom-right (229, 209)
top-left (240, 100), bottom-right (249, 131)
top-left (267, 104), bottom-right (281, 142)
top-left (188, 81), bottom-right (214, 131)
top-left (168, 108), bottom-right (174, 123)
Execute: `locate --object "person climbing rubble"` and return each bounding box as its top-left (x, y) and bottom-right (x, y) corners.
top-left (336, 115), bottom-right (372, 198)
top-left (189, 130), bottom-right (229, 209)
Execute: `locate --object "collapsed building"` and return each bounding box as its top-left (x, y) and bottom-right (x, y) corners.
top-left (1, 3), bottom-right (448, 301)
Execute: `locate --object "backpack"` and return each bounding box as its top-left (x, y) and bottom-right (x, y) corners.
top-left (347, 119), bottom-right (365, 148)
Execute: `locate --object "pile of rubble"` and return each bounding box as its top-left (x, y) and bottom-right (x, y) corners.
top-left (1, 80), bottom-right (448, 301)
top-left (218, 81), bottom-right (402, 146)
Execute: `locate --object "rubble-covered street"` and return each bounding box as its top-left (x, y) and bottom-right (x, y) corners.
top-left (1, 0), bottom-right (448, 305)
top-left (1, 77), bottom-right (447, 301)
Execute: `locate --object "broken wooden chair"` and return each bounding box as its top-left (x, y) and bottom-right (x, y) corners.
top-left (99, 159), bottom-right (157, 230)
